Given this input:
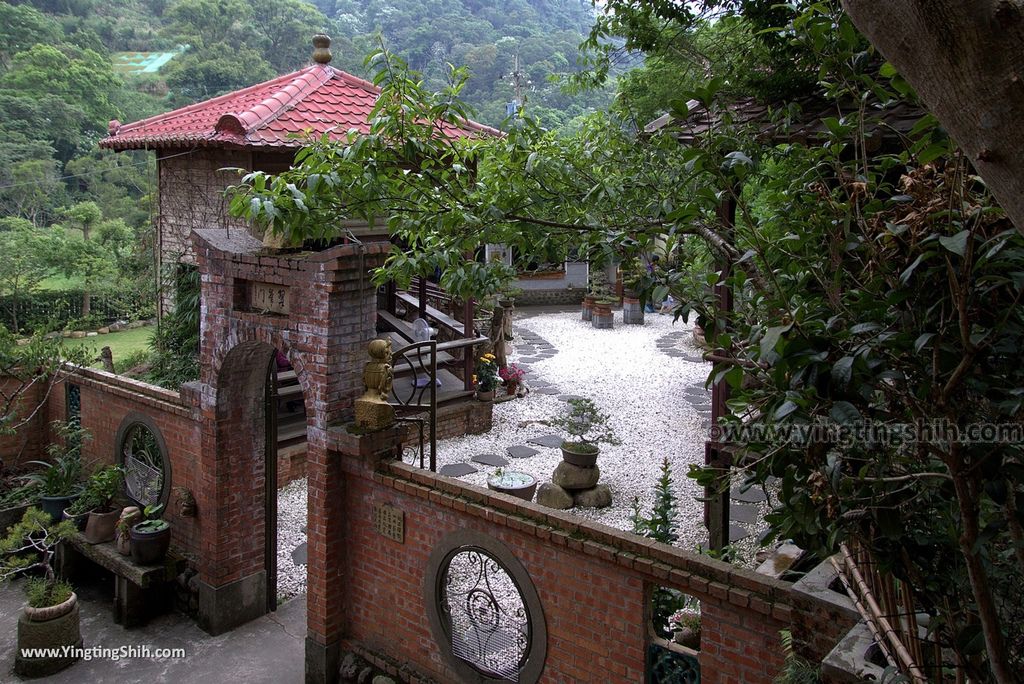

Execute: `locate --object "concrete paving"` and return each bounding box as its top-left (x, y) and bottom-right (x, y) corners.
top-left (0, 577), bottom-right (305, 683)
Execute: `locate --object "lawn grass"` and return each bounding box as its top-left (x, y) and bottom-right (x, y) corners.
top-left (61, 326), bottom-right (154, 368)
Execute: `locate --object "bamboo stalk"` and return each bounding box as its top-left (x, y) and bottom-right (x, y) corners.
top-left (830, 556), bottom-right (898, 668)
top-left (840, 544), bottom-right (930, 684)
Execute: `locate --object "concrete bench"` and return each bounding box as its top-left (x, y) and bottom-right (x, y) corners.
top-left (57, 531), bottom-right (184, 628)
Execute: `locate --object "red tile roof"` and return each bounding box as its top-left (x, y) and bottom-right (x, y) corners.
top-left (100, 63), bottom-right (501, 151)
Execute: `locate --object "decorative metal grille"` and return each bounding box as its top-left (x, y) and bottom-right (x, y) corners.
top-left (66, 384), bottom-right (81, 428)
top-left (121, 424), bottom-right (165, 507)
top-left (646, 643), bottom-right (701, 684)
top-left (440, 547), bottom-right (530, 681)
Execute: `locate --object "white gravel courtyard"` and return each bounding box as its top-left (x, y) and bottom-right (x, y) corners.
top-left (275, 307), bottom-right (769, 601)
top-left (435, 309), bottom-right (714, 548)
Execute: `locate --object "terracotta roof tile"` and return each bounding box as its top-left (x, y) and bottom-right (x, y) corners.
top-left (101, 64), bottom-right (500, 151)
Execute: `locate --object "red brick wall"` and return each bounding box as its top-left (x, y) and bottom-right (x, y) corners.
top-left (336, 455), bottom-right (800, 684)
top-left (42, 368), bottom-right (203, 561)
top-left (0, 376), bottom-right (47, 469)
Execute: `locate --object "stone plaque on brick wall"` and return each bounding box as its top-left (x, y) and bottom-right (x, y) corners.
top-left (373, 503), bottom-right (404, 543)
top-left (251, 281), bottom-right (290, 314)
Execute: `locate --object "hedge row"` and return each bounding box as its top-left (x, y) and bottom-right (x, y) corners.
top-left (0, 289), bottom-right (155, 334)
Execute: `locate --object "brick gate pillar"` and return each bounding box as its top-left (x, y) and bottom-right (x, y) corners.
top-left (189, 230), bottom-right (391, 661)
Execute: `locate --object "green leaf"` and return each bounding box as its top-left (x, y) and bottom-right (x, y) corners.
top-left (829, 401), bottom-right (861, 425)
top-left (831, 356), bottom-right (854, 388)
top-left (774, 400), bottom-right (799, 421)
top-left (914, 333), bottom-right (936, 353)
top-left (939, 230), bottom-right (970, 257)
top-left (760, 323), bottom-right (792, 358)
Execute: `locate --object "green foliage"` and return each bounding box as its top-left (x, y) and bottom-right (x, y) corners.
top-left (0, 507), bottom-right (76, 596)
top-left (67, 464), bottom-right (123, 514)
top-left (773, 630), bottom-right (821, 684)
top-left (549, 397), bottom-right (619, 450)
top-left (22, 421), bottom-right (90, 497)
top-left (25, 577), bottom-right (72, 609)
top-left (0, 221), bottom-right (61, 331)
top-left (0, 333), bottom-right (90, 437)
top-left (146, 264), bottom-right (199, 388)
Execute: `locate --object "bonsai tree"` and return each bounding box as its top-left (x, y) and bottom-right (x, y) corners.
top-left (0, 507), bottom-right (75, 606)
top-left (551, 398), bottom-right (620, 457)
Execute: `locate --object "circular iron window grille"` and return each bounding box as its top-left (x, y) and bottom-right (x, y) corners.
top-left (115, 413), bottom-right (171, 509)
top-left (425, 530), bottom-right (547, 684)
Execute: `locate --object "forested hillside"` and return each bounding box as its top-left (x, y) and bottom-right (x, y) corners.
top-left (0, 0), bottom-right (605, 333)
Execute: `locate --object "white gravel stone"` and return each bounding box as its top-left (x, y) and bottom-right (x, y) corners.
top-left (276, 476), bottom-right (307, 602)
top-left (435, 310), bottom-right (725, 555)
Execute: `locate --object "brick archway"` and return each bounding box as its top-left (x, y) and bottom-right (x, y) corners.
top-left (190, 229), bottom-right (391, 659)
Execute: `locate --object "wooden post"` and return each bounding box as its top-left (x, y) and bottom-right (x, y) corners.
top-left (705, 194), bottom-right (736, 551)
top-left (463, 297), bottom-right (474, 391)
top-left (417, 276), bottom-right (427, 319)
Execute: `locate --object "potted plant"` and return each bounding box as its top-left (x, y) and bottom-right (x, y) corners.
top-left (487, 469), bottom-right (538, 501)
top-left (499, 363), bottom-right (525, 396)
top-left (0, 507), bottom-right (81, 677)
top-left (0, 480), bottom-right (40, 535)
top-left (130, 503), bottom-right (171, 565)
top-left (592, 297), bottom-right (617, 329)
top-left (550, 398), bottom-right (620, 467)
top-left (21, 422), bottom-right (88, 522)
top-left (115, 506), bottom-right (142, 555)
top-left (78, 465), bottom-right (124, 544)
top-left (475, 353), bottom-right (499, 401)
top-left (670, 610), bottom-right (701, 650)
top-left (497, 286), bottom-right (521, 309)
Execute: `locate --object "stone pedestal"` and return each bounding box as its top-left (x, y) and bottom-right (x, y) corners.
top-left (540, 462), bottom-right (612, 510)
top-left (622, 297), bottom-right (644, 325)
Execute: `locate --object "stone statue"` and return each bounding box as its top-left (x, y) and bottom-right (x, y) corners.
top-left (355, 338), bottom-right (396, 429)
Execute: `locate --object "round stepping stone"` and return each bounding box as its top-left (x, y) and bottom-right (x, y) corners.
top-left (507, 445), bottom-right (540, 459)
top-left (291, 542), bottom-right (308, 566)
top-left (439, 463), bottom-right (479, 477)
top-left (558, 394), bottom-right (585, 403)
top-left (534, 387), bottom-right (560, 395)
top-left (526, 434), bottom-right (564, 448)
top-left (732, 487), bottom-right (767, 503)
top-left (471, 453), bottom-right (509, 467)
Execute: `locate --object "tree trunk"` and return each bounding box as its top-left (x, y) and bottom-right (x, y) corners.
top-left (951, 464), bottom-right (1014, 683)
top-left (842, 0), bottom-right (1024, 233)
top-left (82, 290), bottom-right (91, 318)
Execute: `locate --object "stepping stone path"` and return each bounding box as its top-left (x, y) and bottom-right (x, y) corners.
top-left (655, 330), bottom-right (707, 363)
top-left (507, 445), bottom-right (540, 459)
top-left (439, 463), bottom-right (479, 477)
top-left (557, 394), bottom-right (584, 402)
top-left (437, 328), bottom-right (564, 477)
top-left (526, 434), bottom-right (564, 448)
top-left (721, 486), bottom-right (771, 542)
top-left (291, 542), bottom-right (307, 566)
top-left (471, 453), bottom-right (509, 467)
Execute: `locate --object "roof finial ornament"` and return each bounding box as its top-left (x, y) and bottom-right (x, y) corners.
top-left (312, 34), bottom-right (332, 65)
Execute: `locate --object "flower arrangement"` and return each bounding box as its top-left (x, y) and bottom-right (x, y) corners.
top-left (475, 353), bottom-right (499, 392)
top-left (499, 363), bottom-right (525, 385)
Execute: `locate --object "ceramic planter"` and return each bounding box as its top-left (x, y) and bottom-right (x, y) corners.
top-left (487, 472), bottom-right (537, 501)
top-left (84, 507), bottom-right (122, 544)
top-left (61, 507), bottom-right (88, 531)
top-left (560, 443), bottom-right (599, 468)
top-left (477, 389), bottom-right (495, 402)
top-left (130, 523), bottom-right (171, 566)
top-left (15, 593), bottom-right (81, 677)
top-left (39, 495), bottom-right (76, 523)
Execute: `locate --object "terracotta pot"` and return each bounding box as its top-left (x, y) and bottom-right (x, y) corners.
top-left (84, 507), bottom-right (122, 544)
top-left (560, 443), bottom-right (599, 467)
top-left (477, 389), bottom-right (495, 402)
top-left (505, 380), bottom-right (520, 396)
